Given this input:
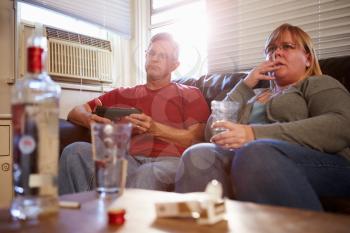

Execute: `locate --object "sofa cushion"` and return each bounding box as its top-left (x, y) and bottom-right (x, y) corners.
top-left (174, 73), bottom-right (248, 105)
top-left (319, 56), bottom-right (350, 91)
top-left (59, 119), bottom-right (90, 155)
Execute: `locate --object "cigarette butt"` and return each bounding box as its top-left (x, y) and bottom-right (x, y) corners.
top-left (59, 200), bottom-right (81, 209)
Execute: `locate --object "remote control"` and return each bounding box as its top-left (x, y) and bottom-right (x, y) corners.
top-left (94, 106), bottom-right (142, 120)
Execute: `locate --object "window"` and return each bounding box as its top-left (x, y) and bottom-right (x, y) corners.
top-left (18, 0), bottom-right (131, 38)
top-left (18, 2), bottom-right (108, 40)
top-left (17, 2), bottom-right (134, 90)
top-left (18, 2), bottom-right (113, 86)
top-left (151, 0), bottom-right (208, 79)
top-left (207, 0), bottom-right (350, 73)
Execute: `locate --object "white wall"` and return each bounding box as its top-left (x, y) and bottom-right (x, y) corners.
top-left (0, 0), bottom-right (15, 115)
top-left (0, 0), bottom-right (14, 208)
top-left (59, 89), bottom-right (100, 119)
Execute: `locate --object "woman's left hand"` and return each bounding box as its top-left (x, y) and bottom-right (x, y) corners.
top-left (210, 121), bottom-right (255, 149)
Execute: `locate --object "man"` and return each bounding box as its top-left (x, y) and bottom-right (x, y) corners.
top-left (59, 33), bottom-right (210, 194)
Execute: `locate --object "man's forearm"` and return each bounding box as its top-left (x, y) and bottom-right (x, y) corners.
top-left (67, 104), bottom-right (92, 128)
top-left (151, 122), bottom-right (205, 148)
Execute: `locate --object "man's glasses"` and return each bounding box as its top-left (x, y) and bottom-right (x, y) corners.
top-left (145, 50), bottom-right (173, 61)
top-left (265, 42), bottom-right (297, 56)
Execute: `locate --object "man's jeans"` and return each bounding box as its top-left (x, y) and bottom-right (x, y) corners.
top-left (175, 139), bottom-right (350, 211)
top-left (59, 142), bottom-right (180, 195)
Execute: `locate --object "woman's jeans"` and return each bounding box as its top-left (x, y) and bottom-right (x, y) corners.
top-left (175, 139), bottom-right (350, 211)
top-left (59, 142), bottom-right (180, 195)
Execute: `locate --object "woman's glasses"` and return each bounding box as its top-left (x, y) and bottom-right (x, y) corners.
top-left (265, 42), bottom-right (297, 56)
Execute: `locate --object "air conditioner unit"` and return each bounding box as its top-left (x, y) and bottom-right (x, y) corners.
top-left (45, 26), bottom-right (112, 83)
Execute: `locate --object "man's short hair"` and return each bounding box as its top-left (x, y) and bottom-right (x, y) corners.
top-left (149, 33), bottom-right (179, 61)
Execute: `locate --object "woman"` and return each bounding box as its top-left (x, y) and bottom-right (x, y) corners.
top-left (175, 24), bottom-right (350, 211)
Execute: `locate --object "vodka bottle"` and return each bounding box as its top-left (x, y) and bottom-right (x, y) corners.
top-left (11, 35), bottom-right (61, 220)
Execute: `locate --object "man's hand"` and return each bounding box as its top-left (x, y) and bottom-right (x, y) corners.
top-left (125, 113), bottom-right (205, 148)
top-left (125, 113), bottom-right (155, 135)
top-left (83, 99), bottom-right (112, 128)
top-left (210, 121), bottom-right (255, 149)
top-left (88, 114), bottom-right (111, 125)
top-left (67, 98), bottom-right (111, 128)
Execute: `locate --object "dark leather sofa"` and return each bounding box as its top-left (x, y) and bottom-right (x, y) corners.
top-left (59, 55), bottom-right (350, 213)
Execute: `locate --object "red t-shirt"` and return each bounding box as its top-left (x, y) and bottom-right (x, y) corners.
top-left (87, 83), bottom-right (210, 157)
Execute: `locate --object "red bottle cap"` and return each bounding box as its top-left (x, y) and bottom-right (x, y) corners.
top-left (27, 46), bottom-right (44, 73)
top-left (108, 208), bottom-right (126, 225)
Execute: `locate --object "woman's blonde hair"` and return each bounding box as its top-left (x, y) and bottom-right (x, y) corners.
top-left (265, 23), bottom-right (322, 77)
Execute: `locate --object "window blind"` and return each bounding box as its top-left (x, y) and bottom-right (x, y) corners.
top-left (207, 0), bottom-right (350, 73)
top-left (19, 0), bottom-right (131, 38)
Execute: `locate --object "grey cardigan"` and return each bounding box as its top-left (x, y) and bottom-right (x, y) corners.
top-left (205, 75), bottom-right (350, 161)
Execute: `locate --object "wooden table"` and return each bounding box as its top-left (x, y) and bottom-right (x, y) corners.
top-left (1, 189), bottom-right (349, 233)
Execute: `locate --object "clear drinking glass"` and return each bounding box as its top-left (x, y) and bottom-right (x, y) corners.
top-left (91, 123), bottom-right (132, 196)
top-left (211, 100), bottom-right (239, 135)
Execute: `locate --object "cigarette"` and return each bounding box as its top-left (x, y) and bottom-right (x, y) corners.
top-left (59, 200), bottom-right (81, 209)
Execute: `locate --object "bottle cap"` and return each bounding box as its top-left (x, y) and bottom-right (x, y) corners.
top-left (108, 208), bottom-right (126, 225)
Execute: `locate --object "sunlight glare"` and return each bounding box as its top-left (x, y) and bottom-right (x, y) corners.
top-left (152, 1), bottom-right (208, 79)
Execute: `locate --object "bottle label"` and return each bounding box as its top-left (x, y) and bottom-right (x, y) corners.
top-left (27, 46), bottom-right (43, 73)
top-left (12, 102), bottom-right (59, 197)
top-left (18, 135), bottom-right (36, 154)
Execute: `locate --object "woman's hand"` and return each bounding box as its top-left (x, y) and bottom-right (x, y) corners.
top-left (210, 121), bottom-right (255, 149)
top-left (244, 60), bottom-right (279, 89)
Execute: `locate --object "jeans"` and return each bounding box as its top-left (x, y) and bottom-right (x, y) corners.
top-left (175, 139), bottom-right (350, 211)
top-left (59, 142), bottom-right (180, 195)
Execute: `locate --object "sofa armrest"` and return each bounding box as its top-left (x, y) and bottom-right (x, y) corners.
top-left (59, 119), bottom-right (91, 156)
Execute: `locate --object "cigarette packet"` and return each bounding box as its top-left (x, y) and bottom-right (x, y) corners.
top-left (59, 200), bottom-right (81, 209)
